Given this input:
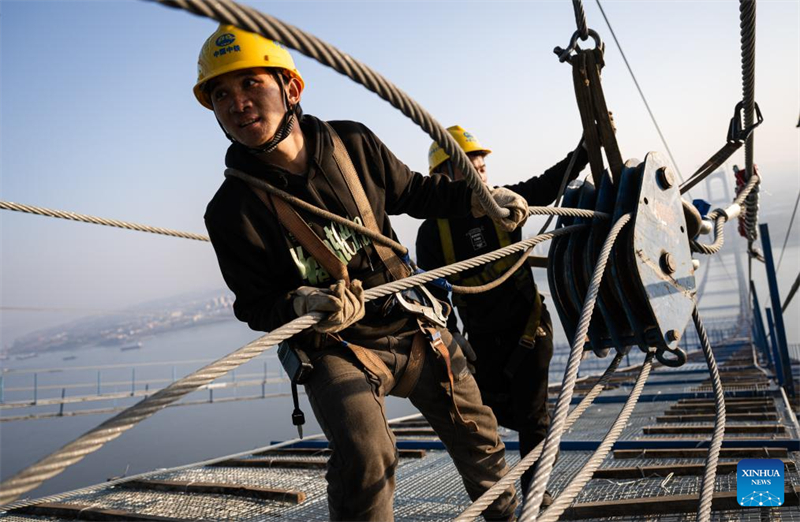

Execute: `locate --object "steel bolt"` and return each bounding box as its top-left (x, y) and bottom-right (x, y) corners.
top-left (657, 167), bottom-right (674, 189)
top-left (666, 329), bottom-right (681, 343)
top-left (661, 252), bottom-right (676, 274)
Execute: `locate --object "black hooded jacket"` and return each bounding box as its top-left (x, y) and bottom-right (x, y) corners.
top-left (205, 114), bottom-right (473, 339)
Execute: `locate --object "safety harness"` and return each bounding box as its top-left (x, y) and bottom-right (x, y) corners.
top-left (238, 122), bottom-right (478, 434)
top-left (436, 218), bottom-right (544, 380)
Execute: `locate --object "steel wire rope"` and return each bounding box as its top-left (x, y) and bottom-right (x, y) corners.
top-left (146, 0), bottom-right (507, 222)
top-left (539, 351), bottom-right (655, 522)
top-left (0, 412), bottom-right (423, 512)
top-left (520, 213), bottom-right (632, 521)
top-left (692, 306), bottom-right (727, 522)
top-left (594, 0), bottom-right (687, 191)
top-left (691, 173), bottom-right (759, 255)
top-left (0, 224), bottom-right (585, 505)
top-left (776, 186), bottom-right (800, 272)
top-left (0, 201), bottom-right (209, 242)
top-left (739, 0), bottom-right (759, 246)
top-left (454, 352), bottom-right (625, 521)
top-left (571, 0), bottom-right (590, 41)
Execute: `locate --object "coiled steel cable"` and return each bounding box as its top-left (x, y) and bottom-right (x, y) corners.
top-left (455, 352), bottom-right (624, 521)
top-left (692, 306), bottom-right (727, 522)
top-left (539, 351), bottom-right (655, 522)
top-left (0, 224), bottom-right (584, 505)
top-left (739, 0), bottom-right (759, 244)
top-left (146, 0), bottom-right (506, 221)
top-left (691, 173), bottom-right (759, 255)
top-left (520, 213), bottom-right (632, 520)
top-left (0, 201), bottom-right (209, 242)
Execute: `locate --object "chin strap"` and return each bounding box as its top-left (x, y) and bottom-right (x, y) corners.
top-left (217, 70), bottom-right (300, 156)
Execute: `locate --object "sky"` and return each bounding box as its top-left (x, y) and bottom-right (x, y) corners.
top-left (1, 0), bottom-right (799, 347)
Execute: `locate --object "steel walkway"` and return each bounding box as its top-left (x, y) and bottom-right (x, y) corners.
top-left (2, 340), bottom-right (798, 521)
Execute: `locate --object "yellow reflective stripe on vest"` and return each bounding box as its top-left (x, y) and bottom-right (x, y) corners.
top-left (437, 219), bottom-right (457, 266)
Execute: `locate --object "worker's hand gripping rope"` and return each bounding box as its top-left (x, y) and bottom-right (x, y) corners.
top-left (292, 280), bottom-right (366, 333)
top-left (472, 186), bottom-right (529, 231)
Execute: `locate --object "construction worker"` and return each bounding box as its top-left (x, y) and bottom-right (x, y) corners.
top-left (197, 26), bottom-right (529, 521)
top-left (415, 126), bottom-right (589, 498)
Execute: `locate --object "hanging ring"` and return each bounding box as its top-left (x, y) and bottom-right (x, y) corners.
top-left (554, 28), bottom-right (604, 63)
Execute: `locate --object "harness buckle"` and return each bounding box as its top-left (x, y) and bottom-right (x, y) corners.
top-left (394, 285), bottom-right (448, 328)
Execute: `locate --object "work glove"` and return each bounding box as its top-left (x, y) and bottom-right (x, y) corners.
top-left (471, 186), bottom-right (529, 231)
top-left (292, 279), bottom-right (366, 334)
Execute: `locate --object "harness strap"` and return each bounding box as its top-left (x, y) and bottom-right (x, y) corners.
top-left (327, 123), bottom-right (412, 281)
top-left (420, 323), bottom-right (478, 433)
top-left (251, 188), bottom-right (350, 286)
top-left (503, 291), bottom-right (544, 380)
top-left (342, 340), bottom-right (395, 391)
top-left (391, 332), bottom-right (427, 398)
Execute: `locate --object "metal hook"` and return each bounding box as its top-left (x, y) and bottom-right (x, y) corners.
top-left (554, 28), bottom-right (604, 63)
top-left (656, 346), bottom-right (687, 368)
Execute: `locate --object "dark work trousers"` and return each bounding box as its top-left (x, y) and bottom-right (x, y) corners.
top-left (467, 308), bottom-right (554, 494)
top-left (304, 325), bottom-right (518, 521)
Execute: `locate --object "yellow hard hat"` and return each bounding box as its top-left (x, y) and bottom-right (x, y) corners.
top-left (428, 125), bottom-right (492, 173)
top-left (194, 25), bottom-right (304, 110)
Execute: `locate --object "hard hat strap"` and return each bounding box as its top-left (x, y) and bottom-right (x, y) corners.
top-left (218, 69), bottom-right (300, 156)
top-left (445, 160), bottom-right (456, 181)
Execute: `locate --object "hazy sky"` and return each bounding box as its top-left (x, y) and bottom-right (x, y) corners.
top-left (2, 0), bottom-right (799, 346)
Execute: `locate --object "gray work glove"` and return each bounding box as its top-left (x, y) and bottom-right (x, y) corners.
top-left (292, 279), bottom-right (366, 333)
top-left (471, 186), bottom-right (529, 231)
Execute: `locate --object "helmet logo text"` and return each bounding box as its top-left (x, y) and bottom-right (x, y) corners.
top-left (215, 33), bottom-right (236, 47)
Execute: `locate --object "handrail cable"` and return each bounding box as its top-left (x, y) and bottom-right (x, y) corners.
top-left (0, 201), bottom-right (210, 242)
top-left (520, 213), bottom-right (632, 520)
top-left (0, 224), bottom-right (584, 505)
top-left (594, 0), bottom-right (687, 190)
top-left (454, 352), bottom-right (625, 521)
top-left (539, 351), bottom-right (655, 522)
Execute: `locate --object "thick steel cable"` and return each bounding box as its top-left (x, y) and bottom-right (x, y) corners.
top-left (0, 412), bottom-right (424, 512)
top-left (595, 0), bottom-right (686, 190)
top-left (146, 0), bottom-right (506, 221)
top-left (0, 201), bottom-right (209, 242)
top-left (777, 186), bottom-right (800, 272)
top-left (0, 311), bottom-right (322, 505)
top-left (451, 246), bottom-right (534, 295)
top-left (0, 225), bottom-right (584, 505)
top-left (692, 306), bottom-right (727, 522)
top-left (739, 0), bottom-right (759, 244)
top-left (691, 173), bottom-right (759, 255)
top-left (572, 0), bottom-right (590, 40)
top-left (520, 213), bottom-right (631, 520)
top-left (540, 351), bottom-right (654, 522)
top-left (363, 225), bottom-right (585, 300)
top-left (454, 352), bottom-right (624, 521)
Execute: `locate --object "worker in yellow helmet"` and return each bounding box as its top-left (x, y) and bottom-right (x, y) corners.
top-left (197, 26), bottom-right (525, 521)
top-left (416, 125), bottom-right (589, 500)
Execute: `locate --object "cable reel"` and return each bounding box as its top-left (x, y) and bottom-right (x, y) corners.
top-left (548, 152), bottom-right (697, 366)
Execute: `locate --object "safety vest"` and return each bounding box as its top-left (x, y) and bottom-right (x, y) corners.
top-left (436, 218), bottom-right (544, 378)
